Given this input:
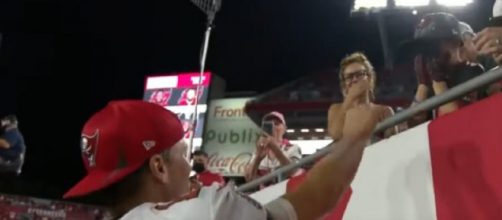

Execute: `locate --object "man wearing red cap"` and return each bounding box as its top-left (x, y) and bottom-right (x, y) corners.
top-left (245, 111), bottom-right (302, 188)
top-left (65, 100), bottom-right (379, 220)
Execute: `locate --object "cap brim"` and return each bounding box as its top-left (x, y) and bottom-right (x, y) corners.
top-left (63, 163), bottom-right (144, 199)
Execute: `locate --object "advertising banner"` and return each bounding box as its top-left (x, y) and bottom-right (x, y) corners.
top-left (0, 193), bottom-right (108, 219)
top-left (144, 72), bottom-right (212, 148)
top-left (204, 98), bottom-right (261, 176)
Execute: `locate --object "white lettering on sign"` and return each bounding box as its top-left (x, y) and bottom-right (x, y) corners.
top-left (146, 76), bottom-right (178, 89)
top-left (208, 152), bottom-right (253, 175)
top-left (28, 208), bottom-right (67, 218)
top-left (190, 76), bottom-right (206, 85)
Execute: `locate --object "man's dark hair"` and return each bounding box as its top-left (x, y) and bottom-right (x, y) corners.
top-left (192, 150), bottom-right (208, 158)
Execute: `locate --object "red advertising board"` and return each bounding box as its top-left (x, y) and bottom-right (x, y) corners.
top-left (0, 193), bottom-right (108, 219)
top-left (144, 72), bottom-right (212, 149)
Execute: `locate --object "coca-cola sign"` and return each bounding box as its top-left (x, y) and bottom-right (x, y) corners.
top-left (208, 152), bottom-right (253, 175)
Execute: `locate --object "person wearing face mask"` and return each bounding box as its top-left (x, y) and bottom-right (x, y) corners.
top-left (192, 150), bottom-right (225, 187)
top-left (0, 115), bottom-right (26, 175)
top-left (327, 52), bottom-right (397, 141)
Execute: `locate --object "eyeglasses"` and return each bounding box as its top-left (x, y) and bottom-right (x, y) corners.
top-left (342, 70), bottom-right (369, 83)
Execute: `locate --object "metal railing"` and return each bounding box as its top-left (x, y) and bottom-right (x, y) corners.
top-left (237, 66), bottom-right (502, 192)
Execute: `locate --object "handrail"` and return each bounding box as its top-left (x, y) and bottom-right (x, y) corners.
top-left (237, 66), bottom-right (502, 192)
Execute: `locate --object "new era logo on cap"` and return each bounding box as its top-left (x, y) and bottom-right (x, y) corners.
top-left (142, 141), bottom-right (156, 151)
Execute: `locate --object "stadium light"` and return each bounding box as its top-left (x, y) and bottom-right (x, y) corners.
top-left (314, 128), bottom-right (325, 133)
top-left (353, 0), bottom-right (386, 11)
top-left (354, 0), bottom-right (473, 10)
top-left (436, 0), bottom-right (473, 7)
top-left (394, 0), bottom-right (430, 7)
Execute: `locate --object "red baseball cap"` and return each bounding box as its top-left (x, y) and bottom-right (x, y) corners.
top-left (64, 100), bottom-right (184, 199)
top-left (263, 111), bottom-right (286, 126)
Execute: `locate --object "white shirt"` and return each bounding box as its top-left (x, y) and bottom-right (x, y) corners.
top-left (258, 142), bottom-right (302, 171)
top-left (120, 184), bottom-right (297, 220)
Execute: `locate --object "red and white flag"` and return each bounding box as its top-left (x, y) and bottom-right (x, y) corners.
top-left (251, 94), bottom-right (502, 220)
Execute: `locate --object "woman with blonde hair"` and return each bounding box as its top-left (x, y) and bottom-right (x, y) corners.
top-left (327, 52), bottom-right (397, 141)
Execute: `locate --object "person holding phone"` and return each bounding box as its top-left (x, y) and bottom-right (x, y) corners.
top-left (244, 111), bottom-right (302, 189)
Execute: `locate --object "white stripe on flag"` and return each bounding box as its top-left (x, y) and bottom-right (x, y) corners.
top-left (343, 122), bottom-right (437, 220)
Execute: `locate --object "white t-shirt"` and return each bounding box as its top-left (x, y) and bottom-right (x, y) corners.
top-left (258, 142), bottom-right (302, 171)
top-left (120, 184), bottom-right (297, 220)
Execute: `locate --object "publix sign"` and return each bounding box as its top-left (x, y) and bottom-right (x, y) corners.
top-left (203, 98), bottom-right (261, 176)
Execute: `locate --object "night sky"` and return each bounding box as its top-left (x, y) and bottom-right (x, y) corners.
top-left (0, 0), bottom-right (494, 199)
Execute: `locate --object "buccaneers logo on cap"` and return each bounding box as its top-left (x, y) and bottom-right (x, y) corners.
top-left (81, 130), bottom-right (99, 168)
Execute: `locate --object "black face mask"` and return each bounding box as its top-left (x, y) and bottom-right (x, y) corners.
top-left (192, 162), bottom-right (206, 173)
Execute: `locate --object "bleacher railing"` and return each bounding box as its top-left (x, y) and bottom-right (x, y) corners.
top-left (237, 66), bottom-right (502, 192)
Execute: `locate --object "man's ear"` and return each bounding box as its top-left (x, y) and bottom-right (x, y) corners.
top-left (148, 154), bottom-right (169, 184)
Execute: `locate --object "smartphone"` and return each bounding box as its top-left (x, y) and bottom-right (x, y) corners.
top-left (261, 121), bottom-right (274, 136)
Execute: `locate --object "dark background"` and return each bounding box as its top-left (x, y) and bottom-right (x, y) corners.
top-left (0, 0), bottom-right (494, 199)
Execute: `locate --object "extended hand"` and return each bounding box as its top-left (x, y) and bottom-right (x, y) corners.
top-left (342, 105), bottom-right (380, 141)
